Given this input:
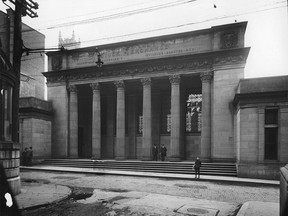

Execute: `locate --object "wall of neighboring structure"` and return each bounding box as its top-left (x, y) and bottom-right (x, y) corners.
top-left (20, 118), bottom-right (51, 159)
top-left (21, 23), bottom-right (45, 99)
top-left (234, 76), bottom-right (288, 180)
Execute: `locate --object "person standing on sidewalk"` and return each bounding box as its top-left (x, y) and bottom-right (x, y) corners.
top-left (27, 147), bottom-right (33, 166)
top-left (194, 157), bottom-right (202, 179)
top-left (21, 148), bottom-right (28, 166)
top-left (160, 144), bottom-right (167, 161)
top-left (152, 144), bottom-right (158, 161)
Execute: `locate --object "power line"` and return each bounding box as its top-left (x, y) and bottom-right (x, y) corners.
top-left (1, 0), bottom-right (286, 54)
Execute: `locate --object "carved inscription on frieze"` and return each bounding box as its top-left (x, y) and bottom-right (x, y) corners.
top-left (66, 34), bottom-right (211, 70)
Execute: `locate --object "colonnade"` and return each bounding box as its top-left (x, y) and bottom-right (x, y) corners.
top-left (67, 72), bottom-right (213, 160)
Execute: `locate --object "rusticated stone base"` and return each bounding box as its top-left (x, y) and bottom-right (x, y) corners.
top-left (237, 162), bottom-right (283, 180)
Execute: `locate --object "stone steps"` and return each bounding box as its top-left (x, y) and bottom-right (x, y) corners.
top-left (40, 159), bottom-right (237, 177)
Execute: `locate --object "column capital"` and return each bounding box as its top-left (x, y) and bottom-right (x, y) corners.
top-left (114, 80), bottom-right (125, 89)
top-left (141, 77), bottom-right (152, 86)
top-left (90, 82), bottom-right (100, 91)
top-left (200, 71), bottom-right (213, 82)
top-left (67, 85), bottom-right (77, 93)
top-left (169, 75), bottom-right (181, 85)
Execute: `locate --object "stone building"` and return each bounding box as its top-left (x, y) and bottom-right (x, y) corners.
top-left (233, 76), bottom-right (288, 179)
top-left (43, 21), bottom-right (288, 179)
top-left (0, 9), bottom-right (52, 162)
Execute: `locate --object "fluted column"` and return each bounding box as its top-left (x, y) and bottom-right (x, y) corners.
top-left (200, 71), bottom-right (213, 160)
top-left (114, 80), bottom-right (125, 160)
top-left (90, 83), bottom-right (101, 159)
top-left (141, 78), bottom-right (152, 160)
top-left (68, 85), bottom-right (78, 158)
top-left (169, 75), bottom-right (181, 161)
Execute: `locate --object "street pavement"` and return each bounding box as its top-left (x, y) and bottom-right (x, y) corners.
top-left (14, 166), bottom-right (279, 216)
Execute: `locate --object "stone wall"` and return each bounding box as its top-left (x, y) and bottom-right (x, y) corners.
top-left (19, 97), bottom-right (53, 160)
top-left (212, 67), bottom-right (244, 162)
top-left (20, 118), bottom-right (51, 159)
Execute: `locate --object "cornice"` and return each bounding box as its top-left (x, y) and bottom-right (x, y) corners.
top-left (44, 47), bottom-right (250, 84)
top-left (232, 91), bottom-right (288, 108)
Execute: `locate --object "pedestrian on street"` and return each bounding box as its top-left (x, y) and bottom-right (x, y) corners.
top-left (27, 147), bottom-right (33, 166)
top-left (21, 148), bottom-right (28, 166)
top-left (194, 157), bottom-right (202, 179)
top-left (160, 144), bottom-right (167, 161)
top-left (152, 144), bottom-right (158, 161)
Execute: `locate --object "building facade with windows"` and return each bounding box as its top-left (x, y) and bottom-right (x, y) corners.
top-left (233, 76), bottom-right (288, 179)
top-left (43, 21), bottom-right (288, 179)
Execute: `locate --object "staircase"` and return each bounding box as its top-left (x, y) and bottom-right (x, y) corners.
top-left (40, 159), bottom-right (237, 177)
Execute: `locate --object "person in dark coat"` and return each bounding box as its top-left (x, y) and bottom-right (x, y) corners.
top-left (194, 157), bottom-right (202, 179)
top-left (26, 147), bottom-right (33, 166)
top-left (160, 144), bottom-right (167, 161)
top-left (21, 148), bottom-right (28, 166)
top-left (152, 144), bottom-right (158, 161)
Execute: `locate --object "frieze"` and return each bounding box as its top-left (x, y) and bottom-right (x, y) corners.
top-left (66, 35), bottom-right (210, 70)
top-left (45, 50), bottom-right (248, 84)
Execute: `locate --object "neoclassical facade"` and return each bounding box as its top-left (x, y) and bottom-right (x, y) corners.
top-left (44, 22), bottom-right (250, 162)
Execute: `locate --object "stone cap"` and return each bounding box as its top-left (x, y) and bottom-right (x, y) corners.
top-left (236, 75), bottom-right (288, 94)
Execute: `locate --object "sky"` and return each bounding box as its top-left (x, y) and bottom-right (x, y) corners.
top-left (1, 0), bottom-right (288, 78)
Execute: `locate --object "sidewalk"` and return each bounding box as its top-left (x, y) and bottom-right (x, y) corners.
top-left (15, 165), bottom-right (279, 215)
top-left (21, 165), bottom-right (279, 186)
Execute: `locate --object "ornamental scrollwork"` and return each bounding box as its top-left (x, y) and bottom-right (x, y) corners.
top-left (169, 75), bottom-right (181, 84)
top-left (141, 78), bottom-right (151, 86)
top-left (200, 71), bottom-right (213, 82)
top-left (67, 85), bottom-right (77, 93)
top-left (114, 80), bottom-right (125, 88)
top-left (90, 83), bottom-right (100, 91)
top-left (220, 31), bottom-right (238, 49)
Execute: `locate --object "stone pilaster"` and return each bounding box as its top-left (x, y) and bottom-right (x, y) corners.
top-left (90, 83), bottom-right (101, 159)
top-left (67, 85), bottom-right (78, 158)
top-left (114, 80), bottom-right (125, 160)
top-left (169, 75), bottom-right (181, 161)
top-left (141, 78), bottom-right (152, 160)
top-left (200, 71), bottom-right (213, 160)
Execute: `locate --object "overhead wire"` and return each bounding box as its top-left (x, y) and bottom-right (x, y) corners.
top-left (0, 0), bottom-right (286, 58)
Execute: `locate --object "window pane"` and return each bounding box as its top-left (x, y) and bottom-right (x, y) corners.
top-left (265, 109), bottom-right (278, 125)
top-left (265, 128), bottom-right (278, 160)
top-left (186, 94), bottom-right (202, 132)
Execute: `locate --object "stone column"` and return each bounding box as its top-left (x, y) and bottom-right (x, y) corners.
top-left (90, 83), bottom-right (101, 159)
top-left (114, 80), bottom-right (125, 160)
top-left (141, 78), bottom-right (152, 160)
top-left (200, 71), bottom-right (213, 160)
top-left (68, 85), bottom-right (78, 158)
top-left (169, 75), bottom-right (181, 161)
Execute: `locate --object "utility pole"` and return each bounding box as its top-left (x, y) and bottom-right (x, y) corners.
top-left (2, 0), bottom-right (38, 142)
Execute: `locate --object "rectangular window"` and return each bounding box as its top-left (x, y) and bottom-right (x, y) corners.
top-left (186, 93), bottom-right (202, 133)
top-left (264, 108), bottom-right (278, 160)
